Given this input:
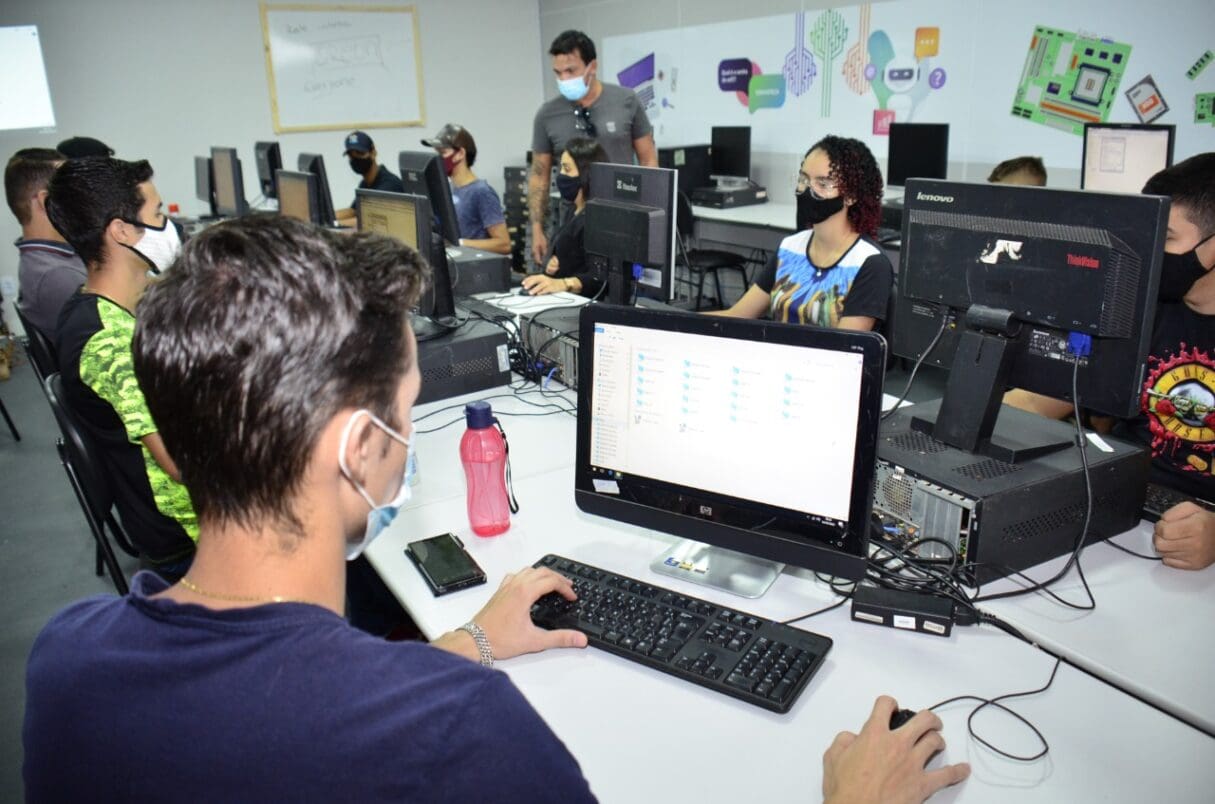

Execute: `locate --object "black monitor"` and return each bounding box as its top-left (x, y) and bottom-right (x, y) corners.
top-left (254, 141), bottom-right (283, 199)
top-left (710, 126), bottom-right (750, 180)
top-left (576, 305), bottom-right (885, 594)
top-left (209, 146), bottom-right (248, 218)
top-left (193, 156), bottom-right (217, 218)
top-left (1081, 123), bottom-right (1175, 194)
top-left (886, 123), bottom-right (949, 188)
top-left (893, 178), bottom-right (1168, 459)
top-left (276, 170), bottom-right (322, 226)
top-left (297, 153), bottom-right (337, 227)
top-left (357, 189), bottom-right (457, 341)
top-left (584, 163), bottom-right (678, 305)
top-left (398, 151), bottom-right (461, 245)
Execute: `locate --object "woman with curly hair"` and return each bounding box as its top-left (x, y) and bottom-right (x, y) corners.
top-left (715, 135), bottom-right (892, 331)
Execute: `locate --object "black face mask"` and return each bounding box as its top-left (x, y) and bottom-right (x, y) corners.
top-left (796, 189), bottom-right (845, 230)
top-left (349, 156), bottom-right (373, 175)
top-left (1158, 232), bottom-right (1214, 302)
top-left (556, 173), bottom-right (582, 203)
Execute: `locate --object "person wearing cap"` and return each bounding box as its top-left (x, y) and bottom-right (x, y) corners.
top-left (530, 30), bottom-right (657, 267)
top-left (422, 124), bottom-right (510, 255)
top-left (335, 130), bottom-right (405, 226)
top-left (57, 137), bottom-right (114, 159)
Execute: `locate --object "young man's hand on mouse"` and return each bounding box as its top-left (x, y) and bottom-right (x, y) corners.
top-left (822, 695), bottom-right (970, 804)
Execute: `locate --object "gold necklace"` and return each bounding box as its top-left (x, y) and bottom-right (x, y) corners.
top-left (177, 575), bottom-right (301, 605)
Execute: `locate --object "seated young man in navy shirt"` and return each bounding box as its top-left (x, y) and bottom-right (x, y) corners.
top-left (24, 216), bottom-right (967, 803)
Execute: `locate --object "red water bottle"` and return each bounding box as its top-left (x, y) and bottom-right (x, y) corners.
top-left (460, 401), bottom-right (512, 536)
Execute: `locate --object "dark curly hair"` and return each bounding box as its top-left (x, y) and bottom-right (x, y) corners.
top-left (805, 136), bottom-right (883, 237)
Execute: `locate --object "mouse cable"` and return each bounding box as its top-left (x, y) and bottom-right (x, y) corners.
top-left (1103, 538), bottom-right (1163, 562)
top-left (881, 305), bottom-right (950, 420)
top-left (971, 360), bottom-right (1096, 609)
top-left (927, 654), bottom-right (1061, 763)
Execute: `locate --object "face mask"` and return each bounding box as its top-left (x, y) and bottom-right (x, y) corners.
top-left (441, 154), bottom-right (457, 176)
top-left (556, 173), bottom-right (582, 203)
top-left (349, 156), bottom-right (373, 175)
top-left (120, 215), bottom-right (181, 275)
top-left (795, 187), bottom-right (845, 229)
top-left (339, 410), bottom-right (415, 561)
top-left (1158, 232), bottom-right (1214, 302)
top-left (557, 69), bottom-right (591, 102)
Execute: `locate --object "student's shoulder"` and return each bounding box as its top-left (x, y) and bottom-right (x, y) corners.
top-left (29, 594), bottom-right (126, 670)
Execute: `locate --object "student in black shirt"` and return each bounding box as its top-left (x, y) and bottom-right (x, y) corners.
top-left (521, 137), bottom-right (608, 297)
top-left (335, 130), bottom-right (405, 226)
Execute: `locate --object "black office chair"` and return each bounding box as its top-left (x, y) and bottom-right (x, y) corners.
top-left (14, 307), bottom-right (59, 386)
top-left (675, 191), bottom-right (750, 311)
top-left (45, 373), bottom-right (138, 594)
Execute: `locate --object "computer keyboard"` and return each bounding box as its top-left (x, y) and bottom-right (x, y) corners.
top-left (530, 554), bottom-right (832, 713)
top-left (1141, 482), bottom-right (1215, 523)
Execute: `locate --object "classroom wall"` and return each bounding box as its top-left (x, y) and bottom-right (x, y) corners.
top-left (1, 0), bottom-right (545, 333)
top-left (539, 0), bottom-right (1215, 197)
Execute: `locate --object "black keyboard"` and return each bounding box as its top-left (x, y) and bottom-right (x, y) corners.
top-left (530, 554), bottom-right (832, 713)
top-left (1141, 482), bottom-right (1215, 523)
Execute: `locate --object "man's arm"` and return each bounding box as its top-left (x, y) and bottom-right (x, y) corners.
top-left (838, 316), bottom-right (877, 332)
top-left (823, 696), bottom-right (970, 804)
top-left (141, 432), bottom-right (182, 482)
top-left (461, 223), bottom-right (511, 255)
top-left (634, 133), bottom-right (658, 167)
top-left (1003, 389), bottom-right (1074, 419)
top-left (529, 152), bottom-right (554, 266)
top-left (710, 285), bottom-right (770, 318)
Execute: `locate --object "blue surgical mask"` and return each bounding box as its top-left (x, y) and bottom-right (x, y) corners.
top-left (339, 410), bottom-right (415, 560)
top-left (557, 70), bottom-right (591, 102)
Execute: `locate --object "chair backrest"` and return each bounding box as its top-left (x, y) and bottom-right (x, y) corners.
top-left (14, 307), bottom-right (58, 382)
top-left (675, 190), bottom-right (696, 248)
top-left (45, 373), bottom-right (115, 522)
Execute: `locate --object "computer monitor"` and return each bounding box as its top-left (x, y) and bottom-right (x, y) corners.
top-left (254, 141), bottom-right (283, 199)
top-left (575, 304), bottom-right (886, 595)
top-left (209, 147), bottom-right (248, 218)
top-left (356, 189), bottom-right (457, 341)
top-left (398, 151), bottom-right (461, 245)
top-left (276, 170), bottom-right (322, 226)
top-left (296, 153), bottom-right (337, 228)
top-left (886, 123), bottom-right (949, 188)
top-left (710, 126), bottom-right (750, 181)
top-left (193, 156), bottom-right (217, 218)
top-left (893, 178), bottom-right (1168, 459)
top-left (1081, 123), bottom-right (1175, 194)
top-left (584, 163), bottom-right (678, 304)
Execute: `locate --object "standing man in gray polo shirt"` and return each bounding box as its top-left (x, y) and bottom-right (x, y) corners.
top-left (530, 29), bottom-right (657, 266)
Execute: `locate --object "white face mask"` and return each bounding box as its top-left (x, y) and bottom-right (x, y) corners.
top-left (121, 216), bottom-right (182, 275)
top-left (338, 409), bottom-right (415, 561)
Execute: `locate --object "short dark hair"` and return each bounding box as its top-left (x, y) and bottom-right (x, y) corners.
top-left (56, 136), bottom-right (114, 159)
top-left (806, 136), bottom-right (884, 237)
top-left (132, 216), bottom-right (429, 533)
top-left (5, 148), bottom-right (64, 226)
top-left (550, 30), bottom-right (596, 64)
top-left (452, 126), bottom-right (478, 168)
top-left (988, 156), bottom-right (1047, 185)
top-left (563, 136), bottom-right (608, 198)
top-left (45, 157), bottom-right (153, 267)
top-left (1143, 152), bottom-right (1215, 235)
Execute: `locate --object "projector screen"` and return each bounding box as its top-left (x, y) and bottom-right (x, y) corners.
top-left (0, 25), bottom-right (56, 132)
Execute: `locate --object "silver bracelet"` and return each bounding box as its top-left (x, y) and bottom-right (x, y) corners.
top-left (458, 621), bottom-right (494, 668)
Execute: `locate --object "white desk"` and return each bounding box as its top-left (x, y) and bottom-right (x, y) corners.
top-left (692, 202), bottom-right (794, 253)
top-left (367, 466), bottom-right (1215, 803)
top-left (980, 522), bottom-right (1215, 736)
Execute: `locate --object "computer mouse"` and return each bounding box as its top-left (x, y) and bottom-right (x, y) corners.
top-left (890, 708), bottom-right (917, 730)
top-left (518, 286), bottom-right (533, 296)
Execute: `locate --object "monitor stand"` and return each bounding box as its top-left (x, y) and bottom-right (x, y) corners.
top-left (651, 539), bottom-right (785, 599)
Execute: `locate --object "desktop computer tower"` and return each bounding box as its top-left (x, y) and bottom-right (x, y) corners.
top-left (415, 319), bottom-right (511, 405)
top-left (873, 400), bottom-right (1149, 584)
top-left (690, 185), bottom-right (769, 208)
top-left (450, 250), bottom-right (510, 295)
top-left (658, 145), bottom-right (711, 193)
top-left (519, 307), bottom-right (582, 389)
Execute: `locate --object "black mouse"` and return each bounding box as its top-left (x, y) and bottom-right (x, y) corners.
top-left (890, 708), bottom-right (917, 730)
top-left (518, 286), bottom-right (532, 296)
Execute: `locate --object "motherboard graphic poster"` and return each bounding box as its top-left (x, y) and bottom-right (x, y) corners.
top-left (1012, 26), bottom-right (1132, 135)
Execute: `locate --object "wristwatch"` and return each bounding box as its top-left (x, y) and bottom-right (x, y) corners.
top-left (458, 621), bottom-right (495, 668)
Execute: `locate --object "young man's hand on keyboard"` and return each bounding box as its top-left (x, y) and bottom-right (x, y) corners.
top-left (822, 696), bottom-right (969, 804)
top-left (1154, 503), bottom-right (1215, 570)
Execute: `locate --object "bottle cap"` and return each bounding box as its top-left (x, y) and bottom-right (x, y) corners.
top-left (464, 400), bottom-right (494, 429)
top-left (168, 203), bottom-right (180, 215)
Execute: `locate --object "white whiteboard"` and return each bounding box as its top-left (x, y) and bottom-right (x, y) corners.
top-left (0, 25), bottom-right (56, 132)
top-left (260, 3), bottom-right (425, 133)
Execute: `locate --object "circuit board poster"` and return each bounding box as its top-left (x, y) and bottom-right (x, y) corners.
top-left (1011, 26), bottom-right (1132, 135)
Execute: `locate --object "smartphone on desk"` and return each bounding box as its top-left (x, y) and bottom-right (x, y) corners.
top-left (405, 533), bottom-right (487, 597)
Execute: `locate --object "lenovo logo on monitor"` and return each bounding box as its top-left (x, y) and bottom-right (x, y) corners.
top-left (915, 191), bottom-right (954, 203)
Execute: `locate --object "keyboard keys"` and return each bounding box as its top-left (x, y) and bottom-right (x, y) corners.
top-left (530, 554), bottom-right (833, 714)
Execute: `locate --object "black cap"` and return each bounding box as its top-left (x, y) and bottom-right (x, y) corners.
top-left (343, 130), bottom-right (374, 154)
